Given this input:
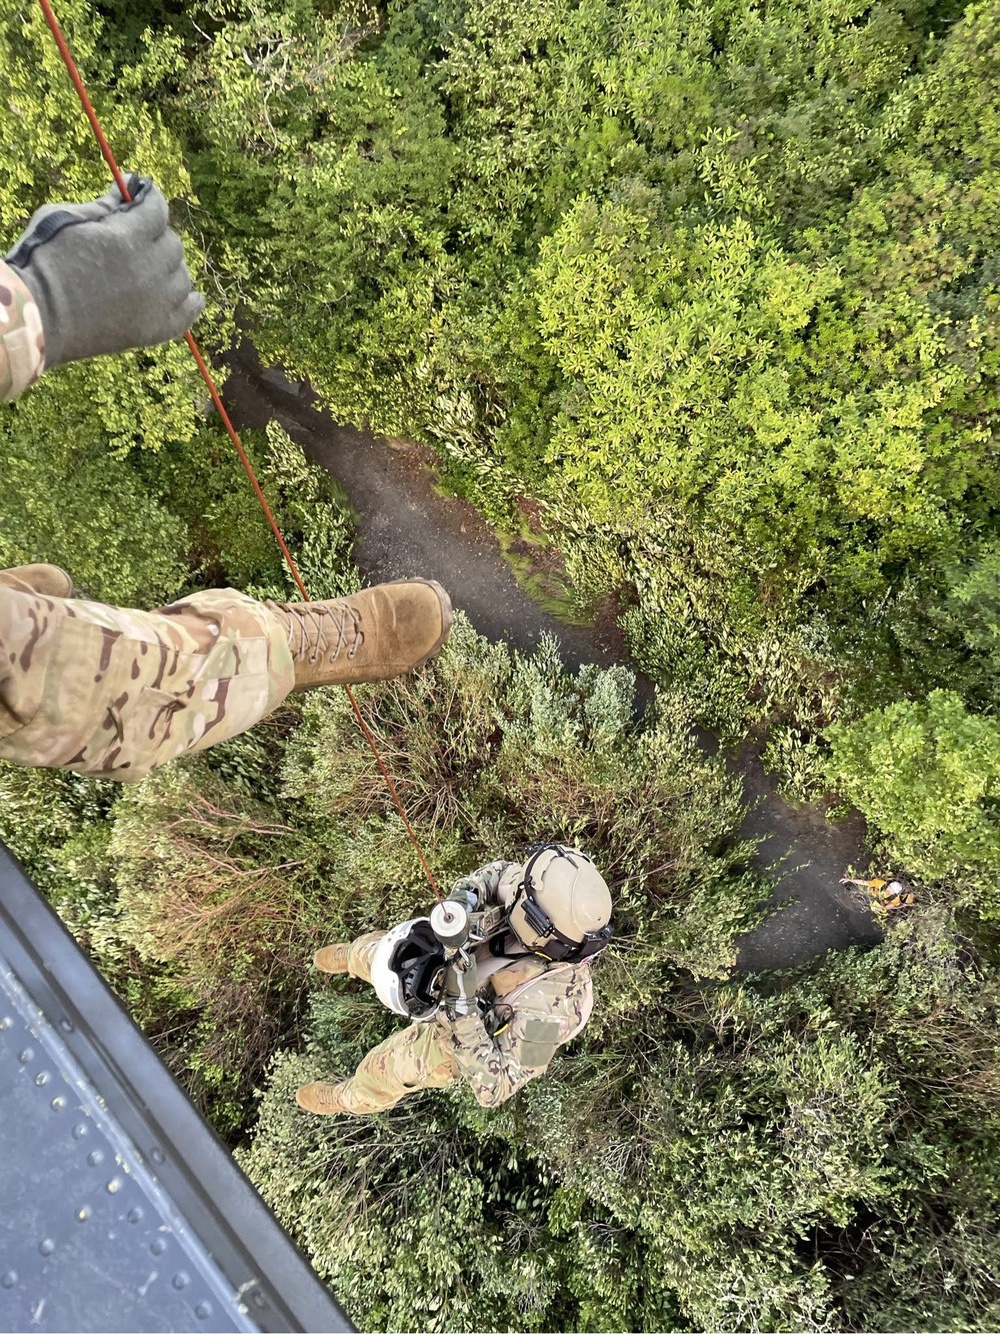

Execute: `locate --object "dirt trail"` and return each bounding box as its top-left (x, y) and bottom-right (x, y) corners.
top-left (224, 346), bottom-right (882, 972)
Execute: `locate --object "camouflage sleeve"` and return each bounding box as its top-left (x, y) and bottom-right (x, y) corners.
top-left (447, 965), bottom-right (594, 1109)
top-left (0, 262), bottom-right (45, 402)
top-left (448, 1013), bottom-right (549, 1108)
top-left (450, 861), bottom-right (514, 908)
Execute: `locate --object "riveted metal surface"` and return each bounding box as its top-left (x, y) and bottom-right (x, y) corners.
top-left (0, 961), bottom-right (251, 1332)
top-left (0, 839), bottom-right (352, 1334)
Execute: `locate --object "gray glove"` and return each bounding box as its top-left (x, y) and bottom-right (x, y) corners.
top-left (5, 176), bottom-right (204, 369)
top-left (447, 884), bottom-right (479, 913)
top-left (443, 954), bottom-right (480, 1019)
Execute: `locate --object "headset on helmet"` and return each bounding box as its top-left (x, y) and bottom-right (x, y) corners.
top-left (507, 844), bottom-right (613, 963)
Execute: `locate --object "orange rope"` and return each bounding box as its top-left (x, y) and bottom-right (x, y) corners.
top-left (36, 0), bottom-right (442, 902)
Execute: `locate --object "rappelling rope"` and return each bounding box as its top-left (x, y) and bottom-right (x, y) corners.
top-left (36, 0), bottom-right (443, 903)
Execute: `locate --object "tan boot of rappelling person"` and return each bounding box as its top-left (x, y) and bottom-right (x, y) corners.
top-left (313, 943), bottom-right (353, 974)
top-left (270, 579), bottom-right (452, 690)
top-left (0, 564), bottom-right (75, 598)
top-left (295, 1080), bottom-right (352, 1116)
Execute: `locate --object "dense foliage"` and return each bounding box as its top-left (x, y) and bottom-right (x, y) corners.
top-left (119, 0), bottom-right (1000, 737)
top-left (4, 0), bottom-right (1000, 1327)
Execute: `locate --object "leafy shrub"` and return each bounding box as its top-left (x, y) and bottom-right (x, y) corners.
top-left (827, 691), bottom-right (1000, 916)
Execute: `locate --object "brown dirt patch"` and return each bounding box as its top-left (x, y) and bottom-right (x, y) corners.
top-left (516, 495), bottom-right (547, 537)
top-left (592, 588), bottom-right (631, 657)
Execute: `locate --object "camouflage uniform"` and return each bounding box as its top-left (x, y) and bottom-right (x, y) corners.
top-left (327, 864), bottom-right (595, 1115)
top-left (0, 583), bottom-right (295, 782)
top-left (0, 261), bottom-right (45, 402)
top-left (0, 258), bottom-right (297, 781)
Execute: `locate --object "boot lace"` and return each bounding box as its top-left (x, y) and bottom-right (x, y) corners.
top-left (277, 602), bottom-right (364, 664)
top-left (315, 1082), bottom-right (346, 1109)
top-left (317, 943), bottom-right (352, 970)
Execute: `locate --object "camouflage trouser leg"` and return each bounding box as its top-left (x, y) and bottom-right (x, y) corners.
top-left (337, 1019), bottom-right (459, 1116)
top-left (346, 931), bottom-right (386, 983)
top-left (0, 584), bottom-right (295, 781)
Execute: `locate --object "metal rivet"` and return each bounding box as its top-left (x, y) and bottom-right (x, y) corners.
top-left (195, 1301), bottom-right (212, 1319)
top-left (106, 1177), bottom-right (122, 1194)
top-left (150, 1238), bottom-right (167, 1257)
top-left (38, 1240), bottom-right (55, 1257)
top-left (0, 1271), bottom-right (16, 1289)
top-left (59, 1017), bottom-right (74, 1033)
top-left (172, 1272), bottom-right (190, 1291)
top-left (50, 1096), bottom-right (67, 1111)
top-left (86, 1149), bottom-right (104, 1167)
top-left (252, 1291), bottom-right (267, 1309)
top-left (34, 1071), bottom-right (51, 1086)
top-left (18, 1047), bottom-right (33, 1063)
top-left (72, 1123), bottom-right (88, 1140)
top-left (127, 1207), bottom-right (143, 1224)
top-left (0, 1016), bottom-right (12, 1029)
top-left (76, 1207), bottom-right (90, 1223)
top-left (150, 1147), bottom-right (165, 1165)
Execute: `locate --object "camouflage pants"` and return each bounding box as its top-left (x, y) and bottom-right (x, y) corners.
top-left (0, 583), bottom-right (294, 782)
top-left (335, 931), bottom-right (459, 1115)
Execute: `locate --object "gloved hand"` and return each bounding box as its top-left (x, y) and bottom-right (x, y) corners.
top-left (4, 176), bottom-right (205, 370)
top-left (443, 953), bottom-right (479, 1019)
top-left (447, 883), bottom-right (479, 914)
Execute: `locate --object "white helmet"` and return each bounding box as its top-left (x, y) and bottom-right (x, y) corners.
top-left (371, 918), bottom-right (447, 1020)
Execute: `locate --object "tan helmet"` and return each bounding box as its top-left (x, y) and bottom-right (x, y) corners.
top-left (505, 845), bottom-right (613, 961)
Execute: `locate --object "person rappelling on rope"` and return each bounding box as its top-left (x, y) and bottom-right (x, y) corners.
top-left (296, 844), bottom-right (614, 1116)
top-left (0, 179), bottom-right (452, 780)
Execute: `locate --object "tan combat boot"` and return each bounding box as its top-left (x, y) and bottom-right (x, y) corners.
top-left (313, 943), bottom-right (352, 974)
top-left (296, 1080), bottom-right (352, 1115)
top-left (0, 564), bottom-right (75, 598)
top-left (270, 579), bottom-right (452, 690)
